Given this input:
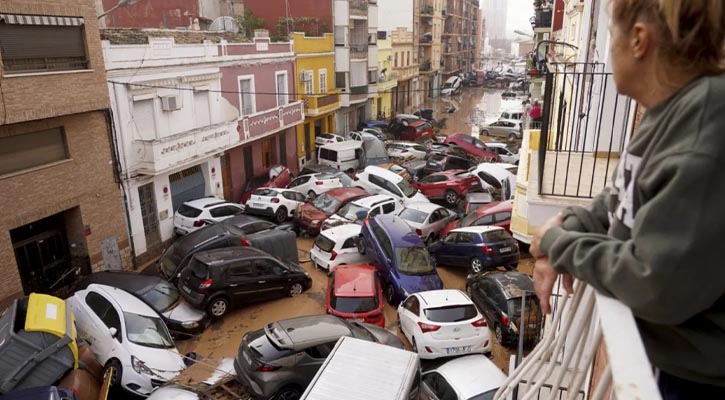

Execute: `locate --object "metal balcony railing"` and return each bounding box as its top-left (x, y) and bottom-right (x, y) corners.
top-left (538, 64), bottom-right (633, 199)
top-left (494, 281), bottom-right (661, 400)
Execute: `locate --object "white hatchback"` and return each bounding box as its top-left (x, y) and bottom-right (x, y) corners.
top-left (287, 173), bottom-right (343, 199)
top-left (67, 284), bottom-right (187, 397)
top-left (420, 354), bottom-right (506, 400)
top-left (310, 223), bottom-right (370, 273)
top-left (244, 188), bottom-right (307, 223)
top-left (398, 289), bottom-right (491, 360)
top-left (322, 194), bottom-right (402, 230)
top-left (174, 197), bottom-right (244, 235)
top-left (386, 141), bottom-right (428, 161)
top-left (354, 166), bottom-right (429, 207)
top-left (486, 142), bottom-right (520, 165)
top-left (397, 202), bottom-right (458, 244)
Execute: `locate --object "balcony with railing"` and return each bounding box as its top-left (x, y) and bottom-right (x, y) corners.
top-left (420, 59), bottom-right (432, 72)
top-left (533, 1), bottom-right (553, 30)
top-left (302, 91), bottom-right (341, 117)
top-left (350, 43), bottom-right (369, 59)
top-left (420, 3), bottom-right (434, 17)
top-left (350, 0), bottom-right (369, 18)
top-left (392, 64), bottom-right (418, 81)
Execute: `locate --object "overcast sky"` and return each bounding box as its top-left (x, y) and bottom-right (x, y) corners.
top-left (480, 0), bottom-right (535, 38)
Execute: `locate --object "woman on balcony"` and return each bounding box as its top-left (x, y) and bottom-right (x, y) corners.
top-left (530, 0), bottom-right (725, 398)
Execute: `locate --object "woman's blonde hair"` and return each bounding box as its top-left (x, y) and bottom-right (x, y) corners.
top-left (612, 0), bottom-right (725, 75)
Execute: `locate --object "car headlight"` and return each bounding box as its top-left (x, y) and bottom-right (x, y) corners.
top-left (131, 355), bottom-right (154, 376)
top-left (181, 321), bottom-right (199, 329)
top-left (311, 219), bottom-right (320, 225)
top-left (303, 270), bottom-right (310, 277)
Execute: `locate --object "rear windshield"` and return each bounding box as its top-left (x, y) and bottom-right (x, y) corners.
top-left (424, 304), bottom-right (477, 322)
top-left (508, 297), bottom-right (540, 317)
top-left (187, 258), bottom-right (209, 280)
top-left (395, 247), bottom-right (435, 275)
top-left (312, 194), bottom-right (342, 214)
top-left (177, 204), bottom-right (202, 218)
top-left (485, 230), bottom-right (511, 242)
top-left (314, 234), bottom-right (336, 253)
top-left (248, 330), bottom-right (293, 362)
top-left (142, 281), bottom-right (179, 313)
top-left (399, 208), bottom-right (428, 224)
top-left (159, 246), bottom-right (183, 276)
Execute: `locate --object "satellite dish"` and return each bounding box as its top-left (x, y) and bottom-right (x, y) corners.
top-left (209, 16), bottom-right (239, 33)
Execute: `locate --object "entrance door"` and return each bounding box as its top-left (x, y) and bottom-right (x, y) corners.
top-left (261, 139), bottom-right (272, 168)
top-left (169, 165), bottom-right (206, 212)
top-left (221, 153), bottom-right (233, 200)
top-left (138, 182), bottom-right (161, 248)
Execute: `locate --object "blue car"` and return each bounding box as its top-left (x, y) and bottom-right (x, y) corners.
top-left (358, 214), bottom-right (444, 305)
top-left (429, 226), bottom-right (520, 273)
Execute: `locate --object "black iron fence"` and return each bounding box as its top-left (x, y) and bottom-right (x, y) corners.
top-left (538, 63), bottom-right (633, 198)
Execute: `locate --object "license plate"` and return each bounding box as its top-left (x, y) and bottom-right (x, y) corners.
top-left (446, 346), bottom-right (471, 355)
top-left (251, 203), bottom-right (263, 208)
top-left (183, 285), bottom-right (192, 294)
top-left (499, 246), bottom-right (512, 253)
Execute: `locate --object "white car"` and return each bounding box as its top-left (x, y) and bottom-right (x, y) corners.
top-left (354, 166), bottom-right (429, 206)
top-left (174, 197), bottom-right (244, 235)
top-left (486, 142), bottom-right (520, 165)
top-left (420, 355), bottom-right (507, 400)
top-left (310, 223), bottom-right (369, 273)
top-left (243, 188), bottom-right (307, 223)
top-left (286, 173), bottom-right (343, 199)
top-left (315, 132), bottom-right (346, 147)
top-left (441, 76), bottom-right (463, 95)
top-left (466, 163), bottom-right (517, 200)
top-left (397, 289), bottom-right (491, 360)
top-left (322, 194), bottom-right (402, 230)
top-left (67, 284), bottom-right (186, 397)
top-left (386, 141), bottom-right (428, 161)
top-left (397, 202), bottom-right (458, 244)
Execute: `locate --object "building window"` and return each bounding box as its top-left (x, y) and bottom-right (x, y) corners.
top-left (335, 72), bottom-right (346, 89)
top-left (0, 15), bottom-right (88, 74)
top-left (132, 98), bottom-right (156, 139)
top-left (194, 90), bottom-right (211, 128)
top-left (394, 52), bottom-right (398, 67)
top-left (238, 76), bottom-right (256, 116)
top-left (0, 127), bottom-right (69, 176)
top-left (368, 69), bottom-right (378, 84)
top-left (276, 71), bottom-right (288, 106)
top-left (303, 70), bottom-right (314, 95)
top-left (319, 69), bottom-right (328, 95)
top-left (334, 26), bottom-right (346, 46)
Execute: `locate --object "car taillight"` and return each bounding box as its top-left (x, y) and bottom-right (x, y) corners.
top-left (241, 238), bottom-right (251, 246)
top-left (480, 244), bottom-right (494, 255)
top-left (417, 322), bottom-right (441, 333)
top-left (315, 181), bottom-right (324, 186)
top-left (330, 250), bottom-right (338, 261)
top-left (257, 365), bottom-right (280, 372)
top-left (472, 318), bottom-right (488, 327)
top-left (415, 228), bottom-right (422, 236)
top-left (501, 314), bottom-right (510, 326)
top-left (271, 198), bottom-right (280, 203)
top-left (353, 176), bottom-right (359, 181)
top-left (193, 220), bottom-right (206, 227)
top-left (199, 279), bottom-right (213, 289)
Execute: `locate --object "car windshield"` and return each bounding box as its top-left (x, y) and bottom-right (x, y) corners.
top-left (142, 281), bottom-right (180, 312)
top-left (335, 172), bottom-right (353, 187)
top-left (397, 179), bottom-right (417, 198)
top-left (460, 211), bottom-right (481, 227)
top-left (336, 202), bottom-right (368, 220)
top-left (314, 234), bottom-right (336, 253)
top-left (395, 247), bottom-right (435, 275)
top-left (158, 247), bottom-right (183, 277)
top-left (177, 204), bottom-right (202, 218)
top-left (424, 304), bottom-right (477, 322)
top-left (469, 388), bottom-right (499, 400)
top-left (399, 208), bottom-right (428, 224)
top-left (124, 313), bottom-right (174, 349)
top-left (312, 194), bottom-right (342, 214)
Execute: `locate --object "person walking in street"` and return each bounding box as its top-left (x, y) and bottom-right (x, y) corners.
top-left (529, 0), bottom-right (725, 398)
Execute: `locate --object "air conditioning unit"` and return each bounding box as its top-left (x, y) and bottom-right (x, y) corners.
top-left (161, 95), bottom-right (181, 111)
top-left (300, 70), bottom-right (313, 82)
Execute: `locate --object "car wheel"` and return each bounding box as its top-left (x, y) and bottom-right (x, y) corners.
top-left (275, 207), bottom-right (288, 223)
top-left (508, 133), bottom-right (518, 141)
top-left (385, 284), bottom-right (397, 306)
top-left (470, 257), bottom-right (483, 274)
top-left (444, 190), bottom-right (459, 206)
top-left (307, 190), bottom-right (316, 200)
top-left (103, 359), bottom-right (122, 387)
top-left (495, 324), bottom-right (505, 345)
top-left (481, 130), bottom-right (490, 136)
top-left (207, 297), bottom-right (229, 318)
top-left (288, 282), bottom-right (304, 297)
top-left (356, 236), bottom-right (367, 255)
top-left (274, 386), bottom-right (302, 400)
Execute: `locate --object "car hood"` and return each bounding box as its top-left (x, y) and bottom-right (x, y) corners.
top-left (397, 270), bottom-right (444, 294)
top-left (128, 344), bottom-right (186, 381)
top-left (358, 323), bottom-right (405, 349)
top-left (163, 299), bottom-right (206, 323)
top-left (300, 204), bottom-right (330, 220)
top-left (407, 191), bottom-right (429, 203)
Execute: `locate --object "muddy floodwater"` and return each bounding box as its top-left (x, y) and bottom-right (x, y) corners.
top-left (422, 87), bottom-right (516, 136)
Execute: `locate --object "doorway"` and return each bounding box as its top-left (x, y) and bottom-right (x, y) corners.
top-left (138, 182), bottom-right (161, 248)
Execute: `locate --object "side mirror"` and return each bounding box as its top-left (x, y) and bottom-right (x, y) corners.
top-left (109, 327), bottom-right (118, 338)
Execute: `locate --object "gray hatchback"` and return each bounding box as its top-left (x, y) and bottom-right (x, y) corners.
top-left (234, 314), bottom-right (404, 400)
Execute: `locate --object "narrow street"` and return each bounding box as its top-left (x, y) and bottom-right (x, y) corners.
top-left (423, 87), bottom-right (514, 136)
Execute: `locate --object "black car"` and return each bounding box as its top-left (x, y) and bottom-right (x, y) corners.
top-left (466, 271), bottom-right (544, 347)
top-left (75, 271), bottom-right (208, 339)
top-left (422, 153), bottom-right (473, 177)
top-left (155, 215), bottom-right (298, 282)
top-left (401, 159), bottom-right (428, 182)
top-left (178, 247), bottom-right (312, 318)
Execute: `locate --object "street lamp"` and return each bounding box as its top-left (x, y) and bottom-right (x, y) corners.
top-left (98, 0), bottom-right (140, 20)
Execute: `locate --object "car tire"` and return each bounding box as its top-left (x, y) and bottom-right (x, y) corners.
top-left (356, 236), bottom-right (366, 255)
top-left (481, 130), bottom-right (490, 136)
top-left (307, 190), bottom-right (316, 200)
top-left (103, 359), bottom-right (122, 388)
top-left (470, 257), bottom-right (483, 274)
top-left (508, 133), bottom-right (518, 141)
top-left (288, 282), bottom-right (304, 297)
top-left (444, 190), bottom-right (459, 206)
top-left (207, 297), bottom-right (230, 319)
top-left (495, 323), bottom-right (505, 345)
top-left (274, 386), bottom-right (302, 400)
top-left (385, 284), bottom-right (397, 306)
top-left (275, 207), bottom-right (288, 223)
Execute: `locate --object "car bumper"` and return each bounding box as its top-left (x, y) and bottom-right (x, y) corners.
top-left (244, 205), bottom-right (276, 217)
top-left (415, 334), bottom-right (491, 360)
top-left (121, 364), bottom-right (170, 397)
top-left (293, 217), bottom-right (321, 235)
top-left (234, 357), bottom-right (273, 399)
top-left (178, 285), bottom-right (209, 310)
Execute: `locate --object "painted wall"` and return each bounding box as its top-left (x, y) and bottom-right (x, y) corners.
top-left (100, 0), bottom-right (198, 28)
top-left (220, 61), bottom-right (295, 115)
top-left (243, 0), bottom-right (333, 37)
top-left (293, 33), bottom-right (336, 98)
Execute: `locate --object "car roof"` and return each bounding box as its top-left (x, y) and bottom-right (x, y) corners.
top-left (333, 265), bottom-right (377, 297)
top-left (408, 120), bottom-right (428, 127)
top-left (431, 169), bottom-right (467, 178)
top-left (193, 246), bottom-right (267, 265)
top-left (482, 271), bottom-right (535, 298)
top-left (80, 271), bottom-right (161, 294)
top-left (320, 223), bottom-right (362, 240)
top-left (417, 289), bottom-right (471, 308)
top-left (183, 197), bottom-right (228, 209)
top-left (465, 192), bottom-right (494, 201)
top-left (403, 201), bottom-right (441, 213)
top-left (372, 214), bottom-right (422, 247)
top-left (353, 194), bottom-right (396, 207)
top-left (364, 166), bottom-right (404, 183)
top-left (319, 141), bottom-right (363, 151)
top-left (389, 141), bottom-right (421, 146)
top-left (85, 284), bottom-right (158, 317)
top-left (485, 142), bottom-right (507, 148)
top-left (324, 187), bottom-right (367, 201)
top-left (267, 315), bottom-right (352, 350)
top-left (452, 226), bottom-right (505, 234)
top-left (434, 355), bottom-right (507, 399)
top-left (476, 200), bottom-right (514, 215)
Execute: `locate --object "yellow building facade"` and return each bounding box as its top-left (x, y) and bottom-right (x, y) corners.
top-left (373, 37), bottom-right (397, 120)
top-left (293, 32), bottom-right (341, 167)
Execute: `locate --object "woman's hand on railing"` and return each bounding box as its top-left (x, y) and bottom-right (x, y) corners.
top-left (533, 257), bottom-right (574, 314)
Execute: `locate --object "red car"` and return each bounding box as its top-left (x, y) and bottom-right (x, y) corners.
top-left (398, 120), bottom-right (435, 142)
top-left (444, 133), bottom-right (501, 161)
top-left (294, 187), bottom-right (368, 235)
top-left (240, 165), bottom-right (292, 204)
top-left (440, 200), bottom-right (513, 237)
top-left (412, 169), bottom-right (481, 206)
top-left (326, 264), bottom-right (385, 327)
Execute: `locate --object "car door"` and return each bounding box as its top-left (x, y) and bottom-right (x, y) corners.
top-left (398, 295), bottom-right (420, 342)
top-left (477, 280), bottom-right (500, 324)
top-left (287, 175), bottom-right (311, 194)
top-left (452, 231), bottom-right (478, 266)
top-left (429, 208), bottom-right (451, 237)
top-left (434, 232), bottom-right (457, 265)
top-left (421, 372), bottom-right (458, 400)
top-left (253, 258), bottom-right (290, 300)
top-left (282, 191), bottom-right (305, 215)
top-left (79, 291), bottom-right (123, 363)
top-left (417, 175), bottom-right (444, 198)
top-left (383, 179), bottom-right (405, 202)
top-left (295, 341), bottom-right (337, 384)
top-left (224, 260), bottom-right (258, 305)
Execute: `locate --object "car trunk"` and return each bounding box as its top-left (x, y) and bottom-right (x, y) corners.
top-left (424, 304), bottom-right (480, 340)
top-left (240, 330), bottom-right (293, 371)
top-left (313, 234), bottom-right (336, 261)
top-left (483, 231), bottom-right (517, 257)
top-left (180, 257), bottom-right (210, 296)
top-left (175, 204), bottom-right (202, 230)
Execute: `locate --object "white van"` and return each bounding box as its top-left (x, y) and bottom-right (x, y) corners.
top-left (301, 336), bottom-right (421, 400)
top-left (318, 141), bottom-right (365, 171)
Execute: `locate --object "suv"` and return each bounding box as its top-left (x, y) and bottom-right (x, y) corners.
top-left (173, 197), bottom-right (244, 236)
top-left (358, 214), bottom-right (444, 305)
top-left (441, 200), bottom-right (513, 237)
top-left (413, 169), bottom-right (481, 206)
top-left (322, 194), bottom-right (401, 230)
top-left (422, 153), bottom-right (473, 177)
top-left (234, 315), bottom-right (404, 400)
top-left (286, 173), bottom-right (343, 199)
top-left (178, 247), bottom-right (312, 318)
top-left (466, 271), bottom-right (543, 347)
top-left (354, 166), bottom-right (429, 206)
top-left (444, 133), bottom-right (500, 161)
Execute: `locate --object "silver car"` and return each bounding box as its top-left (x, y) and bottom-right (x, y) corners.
top-left (479, 119), bottom-right (523, 141)
top-left (398, 202), bottom-right (458, 244)
top-left (234, 315), bottom-right (404, 400)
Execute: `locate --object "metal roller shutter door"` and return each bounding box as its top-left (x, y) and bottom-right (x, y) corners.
top-left (169, 166), bottom-right (206, 212)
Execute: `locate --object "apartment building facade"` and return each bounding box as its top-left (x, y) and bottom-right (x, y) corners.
top-left (417, 0), bottom-right (444, 98)
top-left (442, 0), bottom-right (478, 79)
top-left (373, 35), bottom-right (397, 119)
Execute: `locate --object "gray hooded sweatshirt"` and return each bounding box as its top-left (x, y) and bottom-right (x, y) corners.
top-left (540, 74), bottom-right (725, 386)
